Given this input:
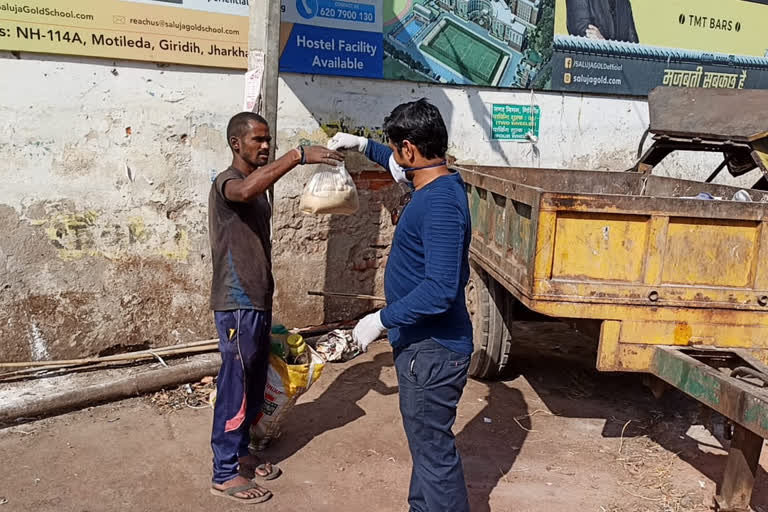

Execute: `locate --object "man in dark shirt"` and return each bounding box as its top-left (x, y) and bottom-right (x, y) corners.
top-left (329, 99), bottom-right (473, 512)
top-left (566, 0), bottom-right (639, 43)
top-left (208, 112), bottom-right (342, 503)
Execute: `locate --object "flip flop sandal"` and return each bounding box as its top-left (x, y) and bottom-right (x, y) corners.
top-left (210, 482), bottom-right (272, 504)
top-left (253, 463), bottom-right (282, 481)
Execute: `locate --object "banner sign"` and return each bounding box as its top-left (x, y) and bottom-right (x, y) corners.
top-left (550, 0), bottom-right (768, 95)
top-left (278, 0), bottom-right (554, 86)
top-left (278, 0), bottom-right (768, 96)
top-left (8, 0), bottom-right (768, 95)
top-left (279, 0), bottom-right (384, 78)
top-left (0, 0), bottom-right (248, 68)
top-left (491, 104), bottom-right (540, 141)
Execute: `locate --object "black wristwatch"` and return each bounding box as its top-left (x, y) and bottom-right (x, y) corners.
top-left (298, 145), bottom-right (306, 165)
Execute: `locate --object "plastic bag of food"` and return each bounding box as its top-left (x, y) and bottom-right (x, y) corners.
top-left (248, 346), bottom-right (325, 452)
top-left (299, 161), bottom-right (359, 215)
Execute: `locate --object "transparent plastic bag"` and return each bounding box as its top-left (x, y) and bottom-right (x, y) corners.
top-left (299, 161), bottom-right (359, 215)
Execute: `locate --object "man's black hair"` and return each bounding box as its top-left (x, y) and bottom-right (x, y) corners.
top-left (383, 98), bottom-right (447, 160)
top-left (226, 112), bottom-right (268, 149)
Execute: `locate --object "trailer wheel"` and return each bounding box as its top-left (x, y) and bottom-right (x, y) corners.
top-left (467, 263), bottom-right (512, 380)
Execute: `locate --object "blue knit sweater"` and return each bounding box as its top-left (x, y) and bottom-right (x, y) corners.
top-left (365, 141), bottom-right (473, 355)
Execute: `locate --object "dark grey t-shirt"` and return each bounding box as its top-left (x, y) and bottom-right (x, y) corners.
top-left (208, 167), bottom-right (274, 311)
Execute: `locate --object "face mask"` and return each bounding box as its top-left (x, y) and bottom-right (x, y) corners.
top-left (388, 154), bottom-right (447, 184)
top-left (388, 154), bottom-right (409, 184)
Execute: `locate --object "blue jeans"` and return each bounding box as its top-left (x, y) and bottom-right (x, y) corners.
top-left (211, 309), bottom-right (271, 484)
top-left (394, 338), bottom-right (471, 512)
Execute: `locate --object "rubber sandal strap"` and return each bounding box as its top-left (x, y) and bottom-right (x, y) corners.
top-left (224, 483), bottom-right (266, 497)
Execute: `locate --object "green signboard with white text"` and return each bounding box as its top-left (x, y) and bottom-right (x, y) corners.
top-left (491, 104), bottom-right (540, 141)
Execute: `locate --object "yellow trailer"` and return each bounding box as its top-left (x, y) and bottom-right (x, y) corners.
top-left (461, 87), bottom-right (768, 512)
top-left (462, 164), bottom-right (768, 374)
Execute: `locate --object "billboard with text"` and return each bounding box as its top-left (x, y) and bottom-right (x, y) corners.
top-left (6, 0), bottom-right (768, 95)
top-left (550, 0), bottom-right (768, 95)
top-left (0, 0), bottom-right (248, 68)
top-left (278, 0), bottom-right (768, 95)
top-left (278, 0), bottom-right (555, 87)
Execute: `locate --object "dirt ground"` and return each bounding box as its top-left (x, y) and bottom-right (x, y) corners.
top-left (1, 322), bottom-right (767, 512)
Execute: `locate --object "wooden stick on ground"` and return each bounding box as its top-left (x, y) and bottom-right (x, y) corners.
top-left (0, 339), bottom-right (218, 369)
top-left (308, 290), bottom-right (386, 302)
top-left (294, 320), bottom-right (358, 337)
top-left (0, 355), bottom-right (222, 425)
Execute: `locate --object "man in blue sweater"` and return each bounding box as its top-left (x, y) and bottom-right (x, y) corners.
top-left (328, 99), bottom-right (473, 512)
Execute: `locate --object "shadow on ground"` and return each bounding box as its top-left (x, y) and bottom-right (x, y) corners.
top-left (262, 351), bottom-right (397, 465)
top-left (458, 382), bottom-right (529, 512)
top-left (502, 320), bottom-right (768, 509)
top-left (258, 320), bottom-right (767, 510)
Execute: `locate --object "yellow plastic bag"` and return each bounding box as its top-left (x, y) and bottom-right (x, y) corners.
top-left (248, 347), bottom-right (325, 452)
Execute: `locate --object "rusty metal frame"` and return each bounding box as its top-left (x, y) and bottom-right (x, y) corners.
top-left (633, 136), bottom-right (760, 178)
top-left (632, 88), bottom-right (768, 182)
top-left (649, 346), bottom-right (768, 511)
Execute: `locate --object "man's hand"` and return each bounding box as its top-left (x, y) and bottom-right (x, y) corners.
top-left (327, 133), bottom-right (368, 153)
top-left (353, 311), bottom-right (386, 352)
top-left (585, 24), bottom-right (605, 40)
top-left (302, 145), bottom-right (344, 166)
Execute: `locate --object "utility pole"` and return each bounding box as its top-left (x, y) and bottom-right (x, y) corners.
top-left (248, 0), bottom-right (281, 162)
top-left (248, 0), bottom-right (281, 219)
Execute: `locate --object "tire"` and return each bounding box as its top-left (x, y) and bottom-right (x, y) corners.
top-left (467, 262), bottom-right (513, 380)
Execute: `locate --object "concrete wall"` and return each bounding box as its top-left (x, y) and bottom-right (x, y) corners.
top-left (0, 52), bottom-right (242, 362)
top-left (2, 53), bottom-right (757, 362)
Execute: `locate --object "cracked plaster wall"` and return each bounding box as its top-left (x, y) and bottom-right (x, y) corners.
top-left (0, 52), bottom-right (241, 362)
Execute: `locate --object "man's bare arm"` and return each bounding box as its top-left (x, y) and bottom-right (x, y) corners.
top-left (225, 146), bottom-right (343, 202)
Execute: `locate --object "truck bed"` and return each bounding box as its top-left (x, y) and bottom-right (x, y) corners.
top-left (458, 165), bottom-right (768, 371)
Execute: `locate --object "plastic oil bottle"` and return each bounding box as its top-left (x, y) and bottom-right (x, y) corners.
top-left (270, 323), bottom-right (290, 358)
top-left (286, 334), bottom-right (310, 365)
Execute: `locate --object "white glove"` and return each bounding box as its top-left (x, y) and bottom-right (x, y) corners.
top-left (388, 154), bottom-right (409, 184)
top-left (327, 132), bottom-right (368, 152)
top-left (353, 311), bottom-right (386, 352)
